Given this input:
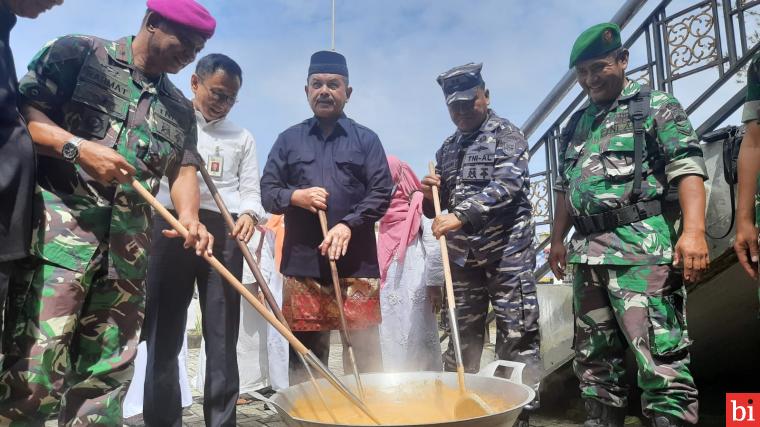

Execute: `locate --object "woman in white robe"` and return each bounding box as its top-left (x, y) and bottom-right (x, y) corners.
top-left (378, 156), bottom-right (443, 372)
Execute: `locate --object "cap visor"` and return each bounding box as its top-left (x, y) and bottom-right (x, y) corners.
top-left (445, 87), bottom-right (479, 105)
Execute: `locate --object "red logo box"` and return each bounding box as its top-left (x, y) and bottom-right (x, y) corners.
top-left (727, 393), bottom-right (760, 426)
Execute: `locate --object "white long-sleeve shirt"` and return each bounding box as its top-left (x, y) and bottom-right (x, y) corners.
top-left (158, 110), bottom-right (266, 219)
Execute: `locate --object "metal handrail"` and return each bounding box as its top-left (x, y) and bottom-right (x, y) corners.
top-left (520, 0), bottom-right (652, 140)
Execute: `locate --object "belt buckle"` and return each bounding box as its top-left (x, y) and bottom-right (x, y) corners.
top-left (631, 202), bottom-right (644, 223)
top-left (591, 214), bottom-right (606, 233)
top-left (574, 217), bottom-right (589, 235)
top-left (612, 207), bottom-right (628, 226)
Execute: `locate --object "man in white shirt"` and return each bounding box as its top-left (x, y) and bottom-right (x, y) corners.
top-left (143, 53), bottom-right (265, 427)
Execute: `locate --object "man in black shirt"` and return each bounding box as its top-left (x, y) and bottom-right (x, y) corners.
top-left (0, 0), bottom-right (63, 356)
top-left (261, 50), bottom-right (393, 384)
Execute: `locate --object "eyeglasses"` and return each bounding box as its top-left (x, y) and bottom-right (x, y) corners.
top-left (199, 80), bottom-right (238, 106)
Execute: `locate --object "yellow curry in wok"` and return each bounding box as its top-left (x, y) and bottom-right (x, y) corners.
top-left (287, 380), bottom-right (518, 425)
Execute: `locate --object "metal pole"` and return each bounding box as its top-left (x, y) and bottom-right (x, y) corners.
top-left (652, 8), bottom-right (668, 92)
top-left (521, 0), bottom-right (651, 139)
top-left (331, 0), bottom-right (336, 51)
top-left (722, 0), bottom-right (737, 65)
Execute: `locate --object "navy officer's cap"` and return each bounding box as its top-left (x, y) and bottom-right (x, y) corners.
top-left (436, 63), bottom-right (484, 105)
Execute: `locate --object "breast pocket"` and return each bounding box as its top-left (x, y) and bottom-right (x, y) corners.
top-left (144, 112), bottom-right (184, 178)
top-left (334, 150), bottom-right (365, 187)
top-left (286, 150), bottom-right (316, 186)
top-left (600, 136), bottom-right (636, 181)
top-left (68, 80), bottom-right (129, 141)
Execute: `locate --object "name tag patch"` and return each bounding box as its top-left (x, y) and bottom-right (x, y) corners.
top-left (461, 143), bottom-right (495, 182)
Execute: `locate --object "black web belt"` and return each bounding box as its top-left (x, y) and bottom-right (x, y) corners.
top-left (572, 199), bottom-right (662, 235)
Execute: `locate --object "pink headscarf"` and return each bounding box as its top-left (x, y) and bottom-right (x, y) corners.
top-left (378, 155), bottom-right (424, 285)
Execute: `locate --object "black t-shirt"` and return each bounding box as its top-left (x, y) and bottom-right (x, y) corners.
top-left (0, 5), bottom-right (36, 261)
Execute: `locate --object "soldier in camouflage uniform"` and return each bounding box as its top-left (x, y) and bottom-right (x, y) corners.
top-left (421, 64), bottom-right (540, 425)
top-left (733, 53), bottom-right (760, 305)
top-left (0, 1), bottom-right (216, 425)
top-left (548, 23), bottom-right (709, 427)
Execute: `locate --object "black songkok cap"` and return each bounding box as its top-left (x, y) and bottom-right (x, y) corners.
top-left (308, 50), bottom-right (349, 77)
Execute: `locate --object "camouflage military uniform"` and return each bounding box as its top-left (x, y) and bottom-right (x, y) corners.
top-left (740, 53), bottom-right (760, 304)
top-left (422, 110), bottom-right (540, 389)
top-left (556, 80), bottom-right (707, 424)
top-left (0, 35), bottom-right (198, 426)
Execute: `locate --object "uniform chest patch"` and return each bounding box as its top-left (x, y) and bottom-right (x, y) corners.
top-left (79, 64), bottom-right (131, 99)
top-left (600, 111), bottom-right (634, 138)
top-left (461, 143), bottom-right (495, 182)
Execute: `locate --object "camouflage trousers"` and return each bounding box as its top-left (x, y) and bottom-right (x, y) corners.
top-left (572, 264), bottom-right (698, 424)
top-left (0, 244), bottom-right (143, 426)
top-left (443, 246), bottom-right (541, 391)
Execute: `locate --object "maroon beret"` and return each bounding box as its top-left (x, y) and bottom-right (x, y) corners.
top-left (147, 0), bottom-right (216, 39)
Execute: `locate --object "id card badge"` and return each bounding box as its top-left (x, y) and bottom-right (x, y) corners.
top-left (207, 146), bottom-right (223, 178)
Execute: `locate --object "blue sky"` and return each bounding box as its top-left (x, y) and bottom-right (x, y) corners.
top-left (11, 0), bottom-right (630, 176)
top-left (11, 0), bottom-right (744, 179)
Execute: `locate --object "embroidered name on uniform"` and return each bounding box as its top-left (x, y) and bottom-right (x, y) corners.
top-left (601, 112), bottom-right (634, 138)
top-left (461, 143), bottom-right (495, 182)
top-left (466, 152), bottom-right (494, 163)
top-left (79, 65), bottom-right (130, 99)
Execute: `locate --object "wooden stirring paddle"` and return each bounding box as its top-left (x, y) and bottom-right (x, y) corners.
top-left (196, 162), bottom-right (337, 423)
top-left (129, 178), bottom-right (379, 425)
top-left (427, 162), bottom-right (494, 419)
top-left (318, 210), bottom-right (366, 400)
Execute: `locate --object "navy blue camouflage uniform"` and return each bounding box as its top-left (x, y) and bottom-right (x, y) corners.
top-left (422, 108), bottom-right (541, 389)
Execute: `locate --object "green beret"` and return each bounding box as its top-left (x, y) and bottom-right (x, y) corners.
top-left (569, 23), bottom-right (621, 68)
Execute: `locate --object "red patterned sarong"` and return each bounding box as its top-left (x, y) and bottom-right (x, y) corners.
top-left (282, 276), bottom-right (381, 331)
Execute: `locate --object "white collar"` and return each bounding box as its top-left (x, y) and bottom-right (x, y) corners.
top-left (195, 109), bottom-right (226, 129)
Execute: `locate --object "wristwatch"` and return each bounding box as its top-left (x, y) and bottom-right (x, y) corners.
top-left (61, 137), bottom-right (85, 164)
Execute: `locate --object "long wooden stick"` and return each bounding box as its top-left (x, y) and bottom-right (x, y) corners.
top-left (317, 210), bottom-right (365, 399)
top-left (133, 179), bottom-right (307, 353)
top-left (196, 165), bottom-right (336, 422)
top-left (428, 162), bottom-right (467, 393)
top-left (130, 179), bottom-right (380, 423)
